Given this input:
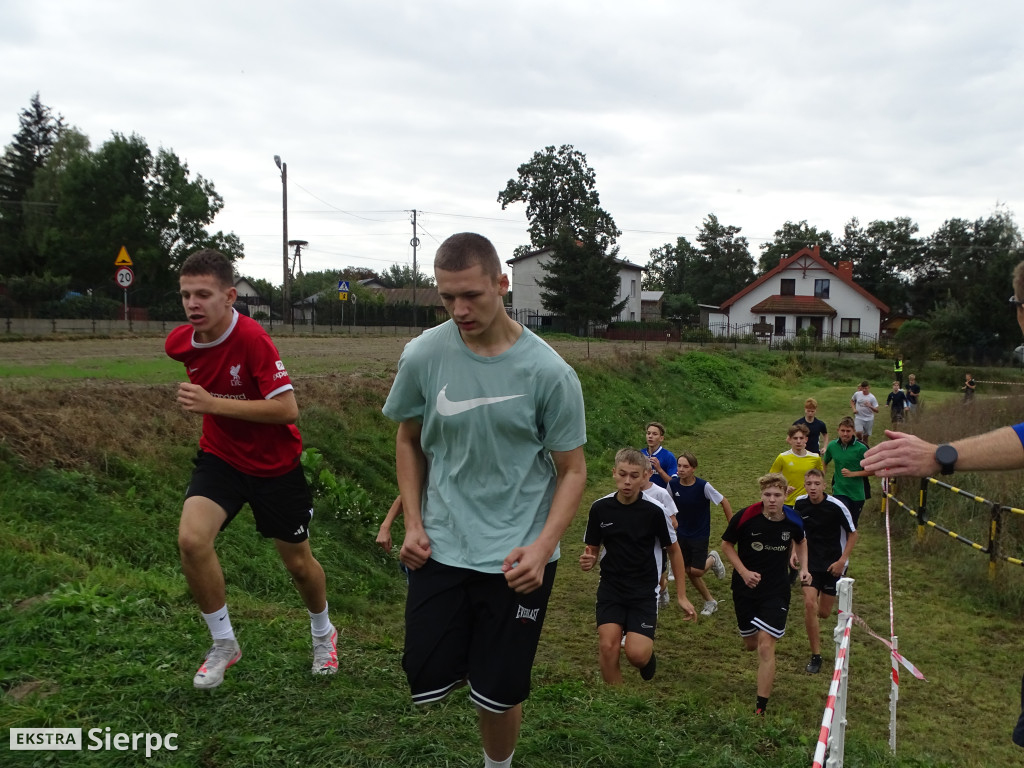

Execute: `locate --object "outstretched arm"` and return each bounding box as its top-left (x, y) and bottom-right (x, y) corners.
top-left (666, 542), bottom-right (696, 620)
top-left (376, 495), bottom-right (404, 553)
top-left (861, 427), bottom-right (1024, 477)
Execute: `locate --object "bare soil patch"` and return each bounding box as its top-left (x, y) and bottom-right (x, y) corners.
top-left (0, 333), bottom-right (659, 469)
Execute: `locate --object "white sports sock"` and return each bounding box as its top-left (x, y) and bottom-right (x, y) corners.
top-left (202, 605), bottom-right (235, 641)
top-left (483, 751), bottom-right (513, 768)
top-left (309, 604), bottom-right (332, 637)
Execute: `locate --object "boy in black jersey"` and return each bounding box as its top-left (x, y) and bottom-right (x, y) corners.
top-left (722, 473), bottom-right (809, 715)
top-left (581, 449), bottom-right (696, 684)
top-left (792, 468), bottom-right (858, 674)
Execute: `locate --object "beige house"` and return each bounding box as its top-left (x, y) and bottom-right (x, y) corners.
top-left (505, 246), bottom-right (644, 329)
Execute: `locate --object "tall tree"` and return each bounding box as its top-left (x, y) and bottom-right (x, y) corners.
top-left (837, 216), bottom-right (920, 313)
top-left (643, 215), bottom-right (753, 316)
top-left (0, 94), bottom-right (65, 276)
top-left (25, 132), bottom-right (241, 304)
top-left (379, 263), bottom-right (434, 288)
top-left (694, 214), bottom-right (754, 305)
top-left (913, 208), bottom-right (1024, 361)
top-left (757, 220), bottom-right (835, 274)
top-left (536, 225), bottom-right (627, 333)
top-left (497, 144), bottom-right (620, 253)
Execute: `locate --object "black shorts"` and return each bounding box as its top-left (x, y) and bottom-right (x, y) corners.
top-left (732, 586), bottom-right (791, 639)
top-left (595, 581), bottom-right (658, 639)
top-left (678, 536), bottom-right (710, 572)
top-left (834, 495), bottom-right (864, 527)
top-left (403, 559), bottom-right (557, 713)
top-left (807, 570), bottom-right (839, 596)
top-left (185, 450), bottom-right (313, 543)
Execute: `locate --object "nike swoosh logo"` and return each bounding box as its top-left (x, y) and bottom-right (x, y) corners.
top-left (600, 522), bottom-right (613, 528)
top-left (435, 384), bottom-right (525, 416)
top-left (188, 367), bottom-right (199, 374)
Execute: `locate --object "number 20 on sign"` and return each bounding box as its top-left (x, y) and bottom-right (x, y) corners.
top-left (116, 267), bottom-right (134, 288)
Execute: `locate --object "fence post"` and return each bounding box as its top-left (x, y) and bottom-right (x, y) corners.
top-left (917, 478), bottom-right (928, 543)
top-left (828, 577), bottom-right (854, 768)
top-left (988, 501), bottom-right (1002, 582)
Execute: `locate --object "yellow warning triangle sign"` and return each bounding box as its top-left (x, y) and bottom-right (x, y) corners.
top-left (115, 246), bottom-right (133, 266)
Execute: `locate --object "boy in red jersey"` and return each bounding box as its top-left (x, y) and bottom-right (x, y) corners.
top-left (166, 249), bottom-right (336, 689)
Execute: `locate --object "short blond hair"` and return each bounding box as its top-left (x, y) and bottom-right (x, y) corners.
top-left (804, 398), bottom-right (818, 409)
top-left (758, 473), bottom-right (788, 493)
top-left (614, 448), bottom-right (649, 471)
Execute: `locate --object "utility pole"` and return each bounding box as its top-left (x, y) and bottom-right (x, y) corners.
top-left (410, 209), bottom-right (419, 330)
top-left (274, 156), bottom-right (290, 324)
top-left (288, 239), bottom-right (308, 327)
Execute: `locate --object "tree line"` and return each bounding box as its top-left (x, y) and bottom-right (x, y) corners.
top-left (3, 95), bottom-right (1020, 361)
top-left (499, 145), bottom-right (1024, 363)
top-left (0, 95), bottom-right (434, 322)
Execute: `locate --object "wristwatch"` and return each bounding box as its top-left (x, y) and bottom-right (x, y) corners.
top-left (935, 444), bottom-right (958, 475)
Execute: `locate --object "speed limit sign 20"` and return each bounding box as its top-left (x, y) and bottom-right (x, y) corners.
top-left (116, 267), bottom-right (134, 288)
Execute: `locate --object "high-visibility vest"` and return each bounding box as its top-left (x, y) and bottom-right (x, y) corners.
top-left (894, 359), bottom-right (903, 373)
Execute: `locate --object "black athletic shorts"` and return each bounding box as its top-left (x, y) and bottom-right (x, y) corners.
top-left (807, 570), bottom-right (839, 597)
top-left (732, 585), bottom-right (791, 639)
top-left (834, 495), bottom-right (865, 528)
top-left (185, 450), bottom-right (313, 543)
top-left (403, 558), bottom-right (557, 713)
top-left (595, 580), bottom-right (658, 639)
top-left (678, 536), bottom-right (710, 572)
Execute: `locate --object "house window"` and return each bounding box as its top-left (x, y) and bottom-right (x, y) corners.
top-left (759, 316), bottom-right (766, 324)
top-left (774, 316), bottom-right (786, 335)
top-left (630, 279), bottom-right (637, 297)
top-left (781, 278), bottom-right (796, 296)
top-left (814, 279), bottom-right (830, 298)
top-left (840, 318), bottom-right (861, 338)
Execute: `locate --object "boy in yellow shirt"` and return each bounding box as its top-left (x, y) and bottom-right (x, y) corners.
top-left (769, 424), bottom-right (824, 505)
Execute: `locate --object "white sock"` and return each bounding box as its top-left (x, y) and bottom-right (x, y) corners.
top-left (309, 604), bottom-right (332, 637)
top-left (202, 605), bottom-right (235, 641)
top-left (484, 751), bottom-right (513, 768)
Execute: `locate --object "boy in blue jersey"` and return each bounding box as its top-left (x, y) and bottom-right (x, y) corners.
top-left (383, 233), bottom-right (588, 768)
top-left (656, 451), bottom-right (733, 616)
top-left (581, 449), bottom-right (695, 684)
top-left (722, 473), bottom-right (810, 715)
top-left (642, 421), bottom-right (677, 488)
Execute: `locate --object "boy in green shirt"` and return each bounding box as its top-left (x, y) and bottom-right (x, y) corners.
top-left (823, 416), bottom-right (872, 526)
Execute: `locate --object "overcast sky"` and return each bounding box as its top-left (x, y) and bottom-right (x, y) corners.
top-left (3, 1), bottom-right (1023, 285)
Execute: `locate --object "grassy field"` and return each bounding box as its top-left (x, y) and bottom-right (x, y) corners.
top-left (2, 335), bottom-right (1024, 767)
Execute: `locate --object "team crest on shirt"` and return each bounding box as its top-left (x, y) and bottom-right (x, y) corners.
top-left (229, 363), bottom-right (242, 387)
top-left (781, 531), bottom-right (791, 541)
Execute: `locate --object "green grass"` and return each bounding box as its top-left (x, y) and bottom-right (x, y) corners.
top-left (0, 357), bottom-right (184, 383)
top-left (2, 344), bottom-right (1024, 767)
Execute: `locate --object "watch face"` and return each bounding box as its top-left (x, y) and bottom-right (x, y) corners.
top-left (935, 444), bottom-right (957, 471)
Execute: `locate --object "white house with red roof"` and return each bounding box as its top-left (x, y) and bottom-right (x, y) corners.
top-left (708, 246), bottom-right (889, 340)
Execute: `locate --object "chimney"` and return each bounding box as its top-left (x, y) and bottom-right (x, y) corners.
top-left (837, 261), bottom-right (853, 280)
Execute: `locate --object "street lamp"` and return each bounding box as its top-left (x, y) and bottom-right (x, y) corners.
top-left (274, 155), bottom-right (290, 324)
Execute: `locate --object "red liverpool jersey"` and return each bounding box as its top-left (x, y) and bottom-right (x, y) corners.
top-left (165, 310), bottom-right (302, 476)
